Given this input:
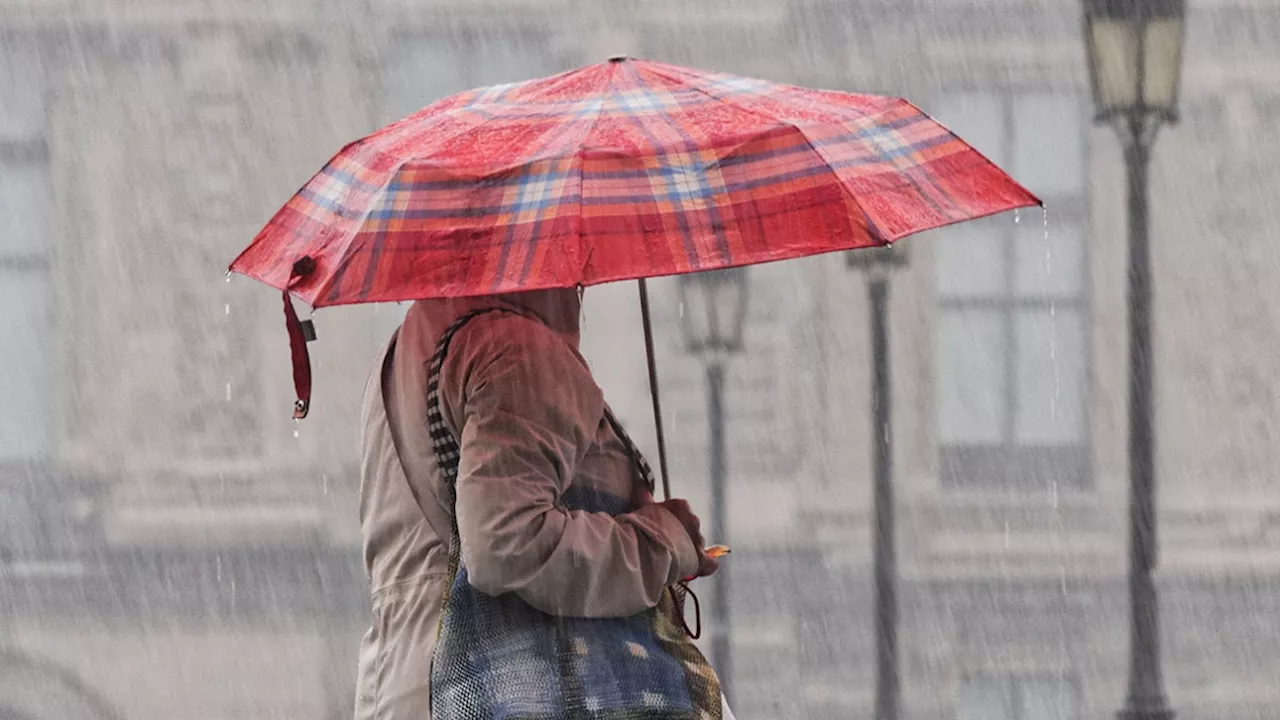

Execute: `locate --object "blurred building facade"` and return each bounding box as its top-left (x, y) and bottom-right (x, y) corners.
top-left (2, 0), bottom-right (1279, 719)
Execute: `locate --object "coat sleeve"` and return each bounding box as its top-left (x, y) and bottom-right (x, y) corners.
top-left (442, 314), bottom-right (700, 618)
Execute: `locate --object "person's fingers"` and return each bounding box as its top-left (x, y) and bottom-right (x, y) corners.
top-left (658, 498), bottom-right (711, 554)
top-left (697, 553), bottom-right (720, 578)
top-left (704, 545), bottom-right (731, 559)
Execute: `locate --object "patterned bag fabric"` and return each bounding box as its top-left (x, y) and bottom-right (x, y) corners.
top-left (426, 309), bottom-right (722, 720)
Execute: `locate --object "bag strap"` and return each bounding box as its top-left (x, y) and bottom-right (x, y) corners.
top-left (602, 407), bottom-right (657, 495)
top-left (425, 308), bottom-right (512, 486)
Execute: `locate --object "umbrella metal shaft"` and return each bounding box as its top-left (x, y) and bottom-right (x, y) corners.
top-left (638, 278), bottom-right (673, 499)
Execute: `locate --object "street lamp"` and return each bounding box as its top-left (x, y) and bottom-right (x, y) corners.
top-left (846, 243), bottom-right (909, 720)
top-left (1084, 0), bottom-right (1185, 125)
top-left (678, 267), bottom-right (750, 356)
top-left (676, 266), bottom-right (749, 701)
top-left (1083, 2), bottom-right (1186, 720)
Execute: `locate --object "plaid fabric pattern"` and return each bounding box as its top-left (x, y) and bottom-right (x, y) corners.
top-left (230, 58), bottom-right (1039, 307)
top-left (426, 310), bottom-right (722, 720)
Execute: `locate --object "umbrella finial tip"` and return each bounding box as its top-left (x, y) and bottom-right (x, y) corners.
top-left (607, 55), bottom-right (629, 63)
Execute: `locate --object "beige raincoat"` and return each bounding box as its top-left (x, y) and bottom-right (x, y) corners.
top-left (353, 291), bottom-right (712, 720)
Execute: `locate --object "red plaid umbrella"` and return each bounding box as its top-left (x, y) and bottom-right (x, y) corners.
top-left (230, 57), bottom-right (1038, 464)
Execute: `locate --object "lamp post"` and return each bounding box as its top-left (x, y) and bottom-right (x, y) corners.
top-left (676, 266), bottom-right (749, 701)
top-left (1083, 2), bottom-right (1186, 719)
top-left (847, 244), bottom-right (909, 720)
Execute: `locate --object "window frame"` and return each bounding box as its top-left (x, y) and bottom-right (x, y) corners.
top-left (933, 92), bottom-right (1095, 493)
top-left (0, 131), bottom-right (53, 469)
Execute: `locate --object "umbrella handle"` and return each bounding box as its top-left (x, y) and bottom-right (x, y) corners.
top-left (638, 278), bottom-right (672, 500)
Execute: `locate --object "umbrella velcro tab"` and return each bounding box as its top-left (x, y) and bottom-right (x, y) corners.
top-left (284, 255), bottom-right (316, 419)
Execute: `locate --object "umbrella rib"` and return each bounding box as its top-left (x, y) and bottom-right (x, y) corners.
top-left (367, 65), bottom-right (587, 152)
top-left (575, 62), bottom-right (619, 281)
top-left (309, 104), bottom-right (533, 306)
top-left (640, 63), bottom-right (889, 246)
top-left (316, 66), bottom-right (622, 305)
top-left (579, 65), bottom-right (679, 494)
top-left (652, 60), bottom-right (881, 125)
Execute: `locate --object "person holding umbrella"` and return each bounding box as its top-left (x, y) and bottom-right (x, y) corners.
top-left (354, 286), bottom-right (730, 719)
top-left (229, 57), bottom-right (1036, 719)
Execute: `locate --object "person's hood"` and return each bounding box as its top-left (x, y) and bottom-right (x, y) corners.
top-left (404, 288), bottom-right (583, 349)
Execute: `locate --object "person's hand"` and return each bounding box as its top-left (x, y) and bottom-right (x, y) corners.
top-left (632, 483), bottom-right (718, 579)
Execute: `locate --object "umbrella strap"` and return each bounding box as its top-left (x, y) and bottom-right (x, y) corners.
top-left (284, 256), bottom-right (317, 419)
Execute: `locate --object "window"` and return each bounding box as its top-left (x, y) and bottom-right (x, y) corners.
top-left (958, 676), bottom-right (1079, 720)
top-left (0, 53), bottom-right (52, 467)
top-left (932, 93), bottom-right (1090, 491)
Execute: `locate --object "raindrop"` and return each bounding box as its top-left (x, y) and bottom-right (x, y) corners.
top-left (1057, 565), bottom-right (1069, 683)
top-left (678, 301), bottom-right (685, 319)
top-left (1049, 308), bottom-right (1057, 361)
top-left (225, 273), bottom-right (232, 283)
top-left (1050, 299), bottom-right (1061, 417)
top-left (215, 554), bottom-right (223, 582)
top-left (1043, 205), bottom-right (1061, 418)
top-left (1050, 480), bottom-right (1059, 510)
top-left (1043, 209), bottom-right (1053, 279)
top-left (294, 419), bottom-right (300, 439)
top-left (224, 303), bottom-right (231, 316)
top-left (225, 382), bottom-right (232, 402)
top-left (1014, 208), bottom-right (1020, 224)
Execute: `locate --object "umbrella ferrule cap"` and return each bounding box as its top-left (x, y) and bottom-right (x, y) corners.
top-left (607, 55), bottom-right (629, 63)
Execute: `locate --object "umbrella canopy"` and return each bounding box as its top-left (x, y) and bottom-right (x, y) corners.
top-left (229, 57), bottom-right (1039, 430)
top-left (232, 57), bottom-right (1037, 304)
